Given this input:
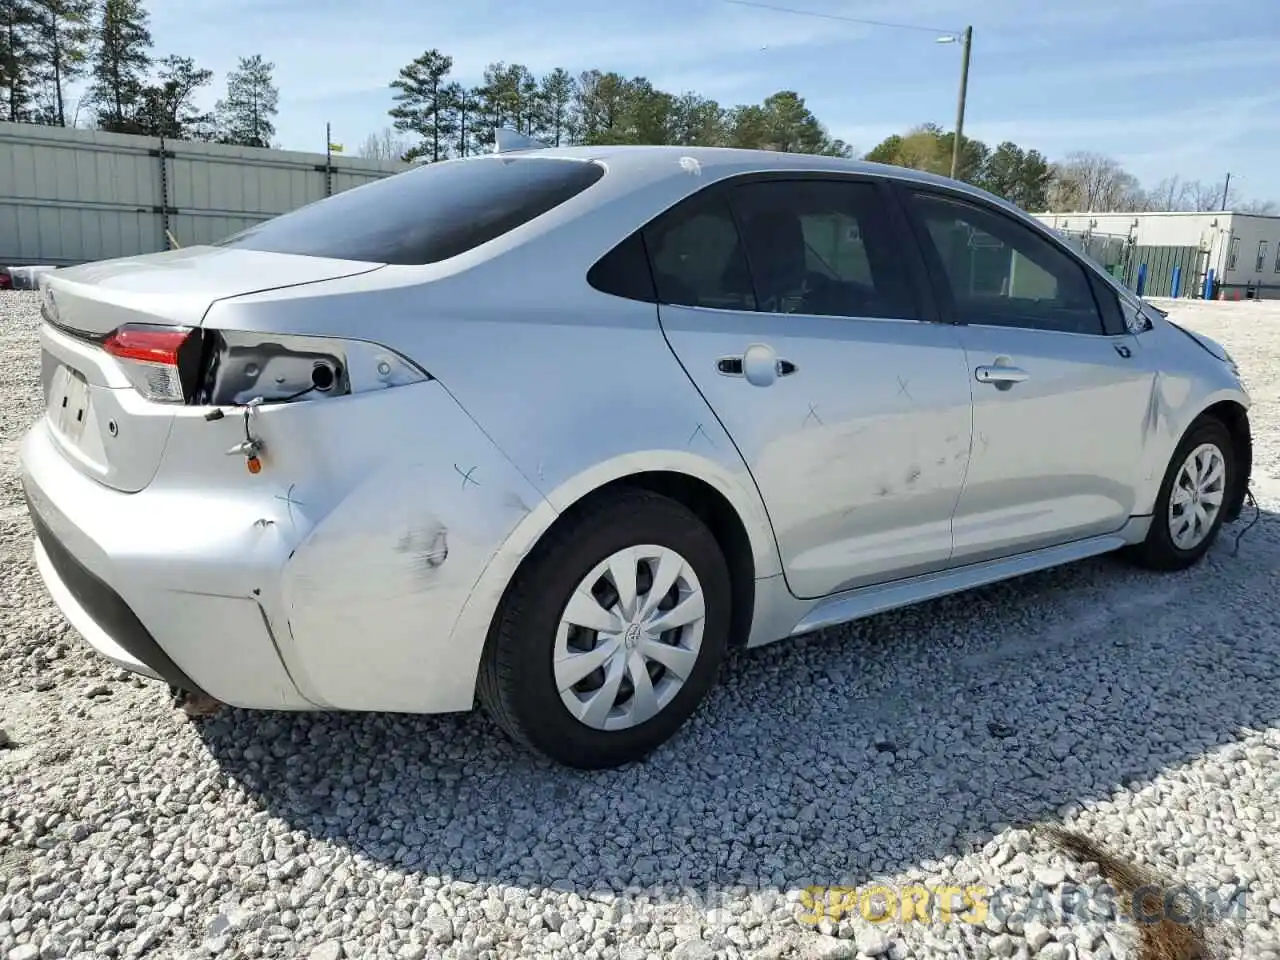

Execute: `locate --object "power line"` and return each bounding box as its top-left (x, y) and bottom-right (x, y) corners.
top-left (721, 0), bottom-right (960, 37)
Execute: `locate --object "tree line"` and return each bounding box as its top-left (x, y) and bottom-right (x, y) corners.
top-left (375, 52), bottom-right (1277, 214)
top-left (375, 48), bottom-right (852, 164)
top-left (0, 0), bottom-right (279, 145)
top-left (860, 123), bottom-right (1275, 214)
top-left (5, 16), bottom-right (1274, 215)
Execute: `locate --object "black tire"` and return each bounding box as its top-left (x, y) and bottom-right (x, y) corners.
top-left (1127, 415), bottom-right (1234, 571)
top-left (477, 488), bottom-right (731, 769)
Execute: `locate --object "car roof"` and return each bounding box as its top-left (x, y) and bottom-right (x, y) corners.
top-left (487, 143), bottom-right (964, 190)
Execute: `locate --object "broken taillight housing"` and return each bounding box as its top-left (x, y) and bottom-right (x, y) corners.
top-left (191, 330), bottom-right (430, 406)
top-left (103, 324), bottom-right (430, 406)
top-left (102, 324), bottom-right (203, 403)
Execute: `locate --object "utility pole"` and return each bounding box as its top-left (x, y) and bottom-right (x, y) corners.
top-left (949, 25), bottom-right (973, 180)
top-left (1220, 172), bottom-right (1231, 212)
top-left (724, 2), bottom-right (974, 176)
top-left (325, 122), bottom-right (334, 197)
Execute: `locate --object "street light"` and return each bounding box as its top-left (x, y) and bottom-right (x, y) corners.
top-left (723, 0), bottom-right (973, 181)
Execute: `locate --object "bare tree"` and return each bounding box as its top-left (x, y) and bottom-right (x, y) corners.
top-left (1187, 179), bottom-right (1226, 212)
top-left (1145, 176), bottom-right (1191, 212)
top-left (1236, 197), bottom-right (1279, 215)
top-left (357, 126), bottom-right (410, 162)
top-left (1048, 151), bottom-right (1144, 211)
top-left (1119, 175), bottom-right (1276, 215)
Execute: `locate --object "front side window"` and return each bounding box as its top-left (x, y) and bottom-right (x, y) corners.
top-left (1226, 236), bottom-right (1240, 271)
top-left (730, 179), bottom-right (920, 319)
top-left (218, 156), bottom-right (604, 265)
top-left (907, 191), bottom-right (1106, 335)
top-left (1274, 242), bottom-right (1280, 273)
top-left (1257, 241), bottom-right (1269, 273)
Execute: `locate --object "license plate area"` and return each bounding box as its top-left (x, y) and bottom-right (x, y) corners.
top-left (48, 364), bottom-right (91, 444)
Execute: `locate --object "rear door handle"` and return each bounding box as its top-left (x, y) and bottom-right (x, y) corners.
top-left (717, 346), bottom-right (798, 386)
top-left (716, 357), bottom-right (744, 376)
top-left (975, 364), bottom-right (1029, 387)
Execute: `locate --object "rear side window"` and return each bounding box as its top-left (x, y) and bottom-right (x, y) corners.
top-left (731, 179), bottom-right (920, 319)
top-left (217, 157), bottom-right (605, 265)
top-left (642, 191), bottom-right (757, 311)
top-left (587, 233), bottom-right (657, 302)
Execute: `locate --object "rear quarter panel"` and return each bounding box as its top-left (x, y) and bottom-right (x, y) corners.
top-left (202, 163), bottom-right (787, 704)
top-left (205, 158), bottom-right (785, 584)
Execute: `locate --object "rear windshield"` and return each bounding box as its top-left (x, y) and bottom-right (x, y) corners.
top-left (216, 156), bottom-right (605, 265)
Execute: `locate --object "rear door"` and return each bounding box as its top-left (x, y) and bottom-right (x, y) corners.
top-left (897, 186), bottom-right (1155, 562)
top-left (647, 175), bottom-right (975, 600)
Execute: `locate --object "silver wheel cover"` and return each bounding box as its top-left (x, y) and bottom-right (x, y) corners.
top-left (553, 545), bottom-right (706, 731)
top-left (1168, 442), bottom-right (1227, 550)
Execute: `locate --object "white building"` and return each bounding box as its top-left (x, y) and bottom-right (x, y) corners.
top-left (1034, 210), bottom-right (1280, 298)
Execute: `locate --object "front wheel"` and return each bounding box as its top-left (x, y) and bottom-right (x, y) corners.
top-left (1127, 415), bottom-right (1234, 571)
top-left (477, 489), bottom-right (732, 769)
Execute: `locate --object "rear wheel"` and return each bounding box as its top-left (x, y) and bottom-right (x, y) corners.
top-left (1128, 415), bottom-right (1234, 571)
top-left (478, 489), bottom-right (731, 769)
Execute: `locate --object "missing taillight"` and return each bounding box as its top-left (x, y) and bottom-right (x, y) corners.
top-left (310, 362), bottom-right (337, 392)
top-left (193, 331), bottom-right (428, 407)
top-left (195, 333), bottom-right (348, 406)
top-left (102, 323), bottom-right (204, 403)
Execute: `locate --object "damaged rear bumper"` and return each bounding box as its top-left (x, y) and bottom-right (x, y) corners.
top-left (20, 378), bottom-right (552, 715)
top-left (22, 419), bottom-right (314, 709)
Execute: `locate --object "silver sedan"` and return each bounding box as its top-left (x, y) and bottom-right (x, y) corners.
top-left (21, 140), bottom-right (1252, 768)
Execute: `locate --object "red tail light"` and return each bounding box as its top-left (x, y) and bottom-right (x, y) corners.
top-left (102, 324), bottom-right (201, 403)
top-left (103, 326), bottom-right (191, 365)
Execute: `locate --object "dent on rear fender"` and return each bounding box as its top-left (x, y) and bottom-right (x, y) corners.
top-left (278, 437), bottom-right (546, 713)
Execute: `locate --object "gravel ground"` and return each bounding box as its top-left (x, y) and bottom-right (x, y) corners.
top-left (1, 289), bottom-right (1278, 960)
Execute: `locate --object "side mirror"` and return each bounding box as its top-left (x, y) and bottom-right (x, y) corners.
top-left (1121, 298), bottom-right (1155, 334)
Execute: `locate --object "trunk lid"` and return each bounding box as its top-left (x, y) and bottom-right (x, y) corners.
top-left (44, 246), bottom-right (382, 335)
top-left (39, 247), bottom-right (383, 492)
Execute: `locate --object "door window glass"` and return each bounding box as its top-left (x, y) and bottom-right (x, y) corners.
top-left (731, 179), bottom-right (920, 319)
top-left (643, 192), bottom-right (756, 310)
top-left (909, 191), bottom-right (1107, 335)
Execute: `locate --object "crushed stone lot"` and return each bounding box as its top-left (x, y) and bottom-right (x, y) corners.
top-left (1, 289), bottom-right (1278, 960)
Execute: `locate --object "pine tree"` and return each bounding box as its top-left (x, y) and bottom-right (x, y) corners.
top-left (30, 0), bottom-right (92, 125)
top-left (440, 81), bottom-right (478, 158)
top-left (215, 54), bottom-right (277, 147)
top-left (389, 49), bottom-right (453, 162)
top-left (138, 54), bottom-right (212, 139)
top-left (538, 68), bottom-right (574, 146)
top-left (90, 0), bottom-right (151, 133)
top-left (1, 0), bottom-right (41, 121)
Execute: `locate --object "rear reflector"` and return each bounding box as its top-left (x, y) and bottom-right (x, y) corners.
top-left (103, 324), bottom-right (199, 403)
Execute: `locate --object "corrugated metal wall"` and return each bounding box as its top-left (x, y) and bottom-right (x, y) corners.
top-left (1122, 245), bottom-right (1207, 298)
top-left (0, 121), bottom-right (407, 266)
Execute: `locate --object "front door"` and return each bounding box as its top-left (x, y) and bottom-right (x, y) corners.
top-left (646, 176), bottom-right (975, 599)
top-left (900, 188), bottom-right (1156, 563)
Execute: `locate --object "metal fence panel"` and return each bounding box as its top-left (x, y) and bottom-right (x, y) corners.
top-left (0, 121), bottom-right (406, 266)
top-left (1053, 228), bottom-right (1208, 298)
top-left (1123, 245), bottom-right (1204, 297)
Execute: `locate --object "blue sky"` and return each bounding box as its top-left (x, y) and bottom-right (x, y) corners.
top-left (132, 0), bottom-right (1280, 202)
